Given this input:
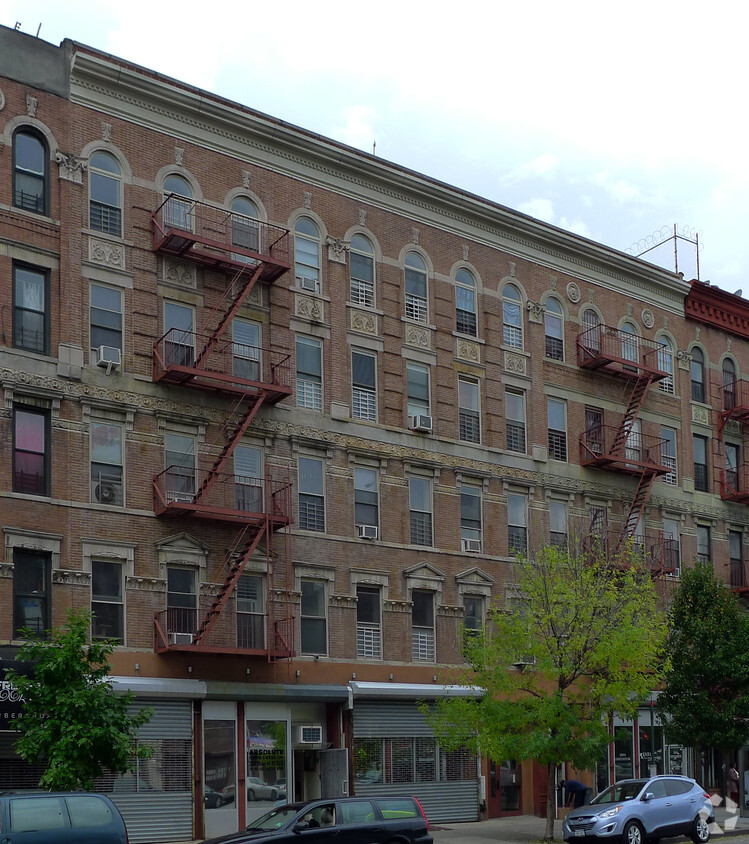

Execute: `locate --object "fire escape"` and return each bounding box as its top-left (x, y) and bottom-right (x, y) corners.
top-left (150, 195), bottom-right (295, 657)
top-left (577, 324), bottom-right (674, 574)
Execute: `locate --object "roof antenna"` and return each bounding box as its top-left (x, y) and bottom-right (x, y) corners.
top-left (372, 140), bottom-right (376, 156)
top-left (36, 23), bottom-right (42, 37)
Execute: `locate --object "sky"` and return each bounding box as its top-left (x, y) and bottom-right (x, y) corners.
top-left (3, 1), bottom-right (746, 291)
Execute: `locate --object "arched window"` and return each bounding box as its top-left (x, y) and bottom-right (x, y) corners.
top-left (657, 336), bottom-right (675, 395)
top-left (294, 217), bottom-right (321, 293)
top-left (620, 321), bottom-right (639, 369)
top-left (231, 196), bottom-right (260, 257)
top-left (581, 308), bottom-right (601, 355)
top-left (691, 348), bottom-right (706, 403)
top-left (405, 253), bottom-right (428, 323)
top-left (89, 151), bottom-right (122, 236)
top-left (163, 174), bottom-right (193, 231)
top-left (502, 284), bottom-right (523, 349)
top-left (13, 129), bottom-right (47, 215)
top-left (723, 358), bottom-right (737, 411)
top-left (455, 268), bottom-right (477, 336)
top-left (350, 234), bottom-right (375, 308)
top-left (544, 298), bottom-right (563, 360)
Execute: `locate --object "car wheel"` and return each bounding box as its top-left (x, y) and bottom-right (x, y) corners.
top-left (692, 815), bottom-right (710, 844)
top-left (624, 821), bottom-right (644, 844)
top-left (270, 789), bottom-right (278, 800)
top-left (247, 789), bottom-right (255, 801)
top-left (217, 796), bottom-right (224, 808)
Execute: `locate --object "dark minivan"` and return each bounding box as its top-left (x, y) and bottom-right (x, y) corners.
top-left (0, 791), bottom-right (128, 843)
top-left (203, 796), bottom-right (432, 844)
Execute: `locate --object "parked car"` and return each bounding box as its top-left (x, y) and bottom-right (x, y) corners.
top-left (563, 776), bottom-right (714, 844)
top-left (201, 795), bottom-right (432, 844)
top-left (205, 786), bottom-right (227, 809)
top-left (0, 791), bottom-right (128, 843)
top-left (246, 776), bottom-right (279, 801)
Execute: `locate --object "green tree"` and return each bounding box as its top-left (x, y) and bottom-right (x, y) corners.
top-left (429, 544), bottom-right (667, 840)
top-left (657, 560), bottom-right (749, 759)
top-left (6, 608), bottom-right (152, 791)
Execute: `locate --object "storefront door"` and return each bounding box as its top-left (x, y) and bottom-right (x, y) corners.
top-left (487, 760), bottom-right (521, 817)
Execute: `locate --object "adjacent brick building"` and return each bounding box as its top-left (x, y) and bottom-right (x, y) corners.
top-left (1, 23), bottom-right (747, 842)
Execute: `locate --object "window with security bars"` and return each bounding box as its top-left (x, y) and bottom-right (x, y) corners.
top-left (0, 734), bottom-right (45, 789)
top-left (412, 590), bottom-right (435, 661)
top-left (296, 336), bottom-right (322, 411)
top-left (461, 485), bottom-right (482, 550)
top-left (356, 585), bottom-right (382, 659)
top-left (299, 456), bottom-right (325, 531)
top-left (658, 338), bottom-right (675, 394)
top-left (352, 350), bottom-right (377, 421)
top-left (89, 151), bottom-right (122, 236)
top-left (661, 427), bottom-right (677, 486)
top-left (354, 737), bottom-right (474, 784)
top-left (547, 399), bottom-right (567, 461)
top-left (409, 476), bottom-right (432, 546)
top-left (458, 377), bottom-right (480, 443)
top-left (354, 737), bottom-right (383, 783)
top-left (14, 263), bottom-right (48, 355)
top-left (549, 500), bottom-right (567, 549)
top-left (696, 525), bottom-right (711, 564)
top-left (455, 268), bottom-right (477, 336)
top-left (544, 299), bottom-right (564, 360)
top-left (237, 574), bottom-right (265, 649)
top-left (508, 493), bottom-right (527, 555)
top-left (730, 530), bottom-right (744, 588)
top-left (350, 234), bottom-right (375, 307)
top-left (94, 739), bottom-right (192, 793)
top-left (505, 390), bottom-right (526, 453)
top-left (693, 435), bottom-right (709, 492)
top-left (502, 284), bottom-right (523, 349)
top-left (14, 129), bottom-right (47, 215)
top-left (691, 348), bottom-right (706, 403)
top-left (407, 362), bottom-right (431, 419)
top-left (405, 253), bottom-right (428, 323)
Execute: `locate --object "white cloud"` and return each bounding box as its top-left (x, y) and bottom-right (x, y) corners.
top-left (559, 218), bottom-right (593, 239)
top-left (502, 154), bottom-right (559, 185)
top-left (330, 106), bottom-right (378, 153)
top-left (518, 199), bottom-right (555, 223)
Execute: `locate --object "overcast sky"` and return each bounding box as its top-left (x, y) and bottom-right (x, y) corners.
top-left (4, 1), bottom-right (746, 292)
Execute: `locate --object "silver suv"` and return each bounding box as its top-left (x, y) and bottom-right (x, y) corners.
top-left (563, 776), bottom-right (714, 844)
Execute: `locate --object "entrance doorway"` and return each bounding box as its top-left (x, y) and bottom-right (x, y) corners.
top-left (487, 760), bottom-right (522, 817)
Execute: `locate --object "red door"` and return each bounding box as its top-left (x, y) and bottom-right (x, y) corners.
top-left (487, 760), bottom-right (522, 817)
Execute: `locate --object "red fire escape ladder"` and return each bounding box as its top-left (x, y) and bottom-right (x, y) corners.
top-left (194, 263), bottom-right (264, 370)
top-left (193, 393), bottom-right (267, 504)
top-left (623, 470), bottom-right (658, 538)
top-left (192, 523), bottom-right (266, 645)
top-left (610, 373), bottom-right (654, 455)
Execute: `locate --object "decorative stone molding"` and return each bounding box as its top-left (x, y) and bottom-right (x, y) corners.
top-left (0, 564), bottom-right (12, 579)
top-left (411, 227), bottom-right (420, 244)
top-left (691, 404), bottom-right (710, 425)
top-left (326, 236), bottom-right (348, 264)
top-left (405, 324), bottom-right (430, 349)
top-left (456, 338), bottom-right (480, 363)
top-left (358, 208), bottom-right (367, 226)
top-left (330, 401), bottom-right (349, 420)
top-left (677, 349), bottom-right (692, 370)
top-left (303, 191), bottom-right (312, 209)
top-left (5, 528), bottom-right (62, 570)
top-left (101, 122), bottom-right (112, 141)
top-left (383, 599), bottom-right (413, 613)
top-left (508, 261), bottom-right (516, 277)
top-left (566, 282), bottom-right (581, 303)
top-left (241, 169), bottom-right (251, 189)
top-left (295, 293), bottom-right (324, 322)
top-left (53, 569), bottom-right (92, 586)
top-left (174, 147), bottom-right (184, 166)
top-left (89, 237), bottom-right (125, 270)
top-left (462, 244), bottom-right (470, 260)
top-left (526, 300), bottom-right (544, 323)
top-left (641, 308), bottom-right (655, 329)
top-left (127, 576), bottom-right (165, 591)
top-left (0, 89), bottom-right (5, 111)
top-left (55, 150), bottom-right (87, 183)
top-left (350, 308), bottom-right (378, 336)
top-left (503, 351), bottom-right (527, 375)
top-left (330, 594), bottom-right (357, 608)
top-left (162, 258), bottom-right (196, 288)
top-left (26, 94), bottom-right (38, 117)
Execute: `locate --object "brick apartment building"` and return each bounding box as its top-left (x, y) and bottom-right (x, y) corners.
top-left (1, 23), bottom-right (748, 843)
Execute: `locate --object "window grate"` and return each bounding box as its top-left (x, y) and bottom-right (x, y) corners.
top-left (351, 279), bottom-right (374, 308)
top-left (506, 421), bottom-right (526, 453)
top-left (405, 296), bottom-right (428, 323)
top-left (412, 627), bottom-right (435, 661)
top-left (459, 411), bottom-right (480, 443)
top-left (299, 496), bottom-right (324, 531)
top-left (508, 526), bottom-right (527, 554)
top-left (352, 388), bottom-right (377, 421)
top-left (456, 310), bottom-right (477, 336)
top-left (548, 429), bottom-right (567, 461)
top-left (297, 378), bottom-right (322, 410)
top-left (662, 455), bottom-right (677, 485)
top-left (410, 511), bottom-right (433, 546)
top-left (545, 336), bottom-right (563, 360)
top-left (357, 623), bottom-right (382, 659)
top-left (503, 325), bottom-right (522, 349)
top-left (90, 202), bottom-right (122, 235)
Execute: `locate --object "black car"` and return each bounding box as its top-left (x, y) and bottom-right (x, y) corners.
top-left (202, 796), bottom-right (432, 844)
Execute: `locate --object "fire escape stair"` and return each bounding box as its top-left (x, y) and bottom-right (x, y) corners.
top-left (609, 373), bottom-right (653, 456)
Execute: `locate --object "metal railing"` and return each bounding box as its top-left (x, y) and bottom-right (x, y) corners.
top-left (580, 425), bottom-right (669, 470)
top-left (577, 324), bottom-right (668, 376)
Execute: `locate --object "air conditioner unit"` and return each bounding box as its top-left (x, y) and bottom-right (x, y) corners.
top-left (95, 480), bottom-right (122, 505)
top-left (357, 524), bottom-right (378, 540)
top-left (293, 725), bottom-right (323, 745)
top-left (96, 345), bottom-right (122, 367)
top-left (168, 632), bottom-right (194, 645)
top-left (298, 276), bottom-right (318, 292)
top-left (408, 414), bottom-right (433, 433)
top-left (461, 538), bottom-right (482, 553)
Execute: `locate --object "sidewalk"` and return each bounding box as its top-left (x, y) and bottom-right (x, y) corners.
top-left (431, 805), bottom-right (749, 843)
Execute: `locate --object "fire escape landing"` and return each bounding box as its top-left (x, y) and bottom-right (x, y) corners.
top-left (150, 196), bottom-right (294, 658)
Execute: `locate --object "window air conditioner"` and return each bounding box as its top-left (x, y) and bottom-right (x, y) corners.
top-left (357, 524), bottom-right (378, 540)
top-left (96, 345), bottom-right (122, 368)
top-left (461, 538), bottom-right (482, 553)
top-left (408, 414), bottom-right (433, 433)
top-left (168, 632), bottom-right (194, 645)
top-left (298, 276), bottom-right (318, 292)
top-left (293, 725), bottom-right (323, 745)
top-left (95, 480), bottom-right (122, 505)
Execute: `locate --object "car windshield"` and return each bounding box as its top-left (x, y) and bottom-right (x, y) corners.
top-left (590, 781), bottom-right (647, 805)
top-left (246, 805), bottom-right (302, 831)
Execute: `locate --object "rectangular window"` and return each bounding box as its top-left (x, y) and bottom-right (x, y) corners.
top-left (13, 264), bottom-right (48, 354)
top-left (406, 363), bottom-right (430, 418)
top-left (301, 580), bottom-right (327, 655)
top-left (92, 560), bottom-right (124, 643)
top-left (461, 485), bottom-right (482, 551)
top-left (91, 421), bottom-right (124, 506)
top-left (547, 398), bottom-right (567, 461)
top-left (237, 574), bottom-right (265, 649)
top-left (352, 350), bottom-right (377, 421)
top-left (13, 406), bottom-right (48, 496)
top-left (163, 301), bottom-right (195, 368)
top-left (505, 390), bottom-right (526, 453)
top-left (167, 567), bottom-right (197, 635)
top-left (350, 248), bottom-right (374, 308)
top-left (165, 433), bottom-right (196, 503)
top-left (458, 377), bottom-right (481, 443)
top-left (730, 530), bottom-right (744, 589)
top-left (232, 319), bottom-right (261, 382)
top-left (549, 500), bottom-right (567, 549)
top-left (355, 467), bottom-right (379, 531)
top-left (696, 525), bottom-right (711, 564)
top-left (726, 442), bottom-right (740, 496)
top-left (463, 596), bottom-right (484, 633)
top-left (661, 427), bottom-right (677, 485)
top-left (412, 590), bottom-right (435, 661)
top-left (585, 406), bottom-right (604, 455)
top-left (663, 518), bottom-right (680, 576)
top-left (589, 506), bottom-right (607, 539)
top-left (90, 283), bottom-right (123, 360)
top-left (693, 435), bottom-right (709, 492)
top-left (296, 336), bottom-right (322, 411)
top-left (356, 585), bottom-right (381, 659)
top-left (508, 493), bottom-right (528, 554)
top-left (299, 456), bottom-right (325, 531)
top-left (234, 445), bottom-right (263, 512)
top-left (409, 476), bottom-right (433, 546)
top-left (13, 550), bottom-right (50, 638)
